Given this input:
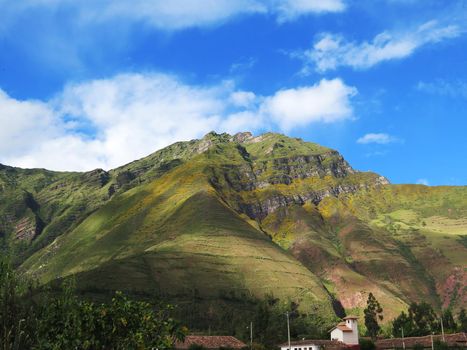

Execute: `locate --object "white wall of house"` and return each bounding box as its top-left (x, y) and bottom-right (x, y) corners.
top-left (280, 344), bottom-right (320, 350)
top-left (330, 329), bottom-right (343, 342)
top-left (344, 319), bottom-right (359, 345)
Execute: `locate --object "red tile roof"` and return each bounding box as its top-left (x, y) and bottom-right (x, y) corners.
top-left (375, 332), bottom-right (467, 349)
top-left (330, 322), bottom-right (352, 332)
top-left (175, 336), bottom-right (246, 349)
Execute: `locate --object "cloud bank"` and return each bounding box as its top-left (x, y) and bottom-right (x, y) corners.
top-left (0, 0), bottom-right (346, 31)
top-left (0, 74), bottom-right (356, 171)
top-left (298, 20), bottom-right (463, 73)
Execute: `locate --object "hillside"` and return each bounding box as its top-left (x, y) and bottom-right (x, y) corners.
top-left (1, 131), bottom-right (466, 330)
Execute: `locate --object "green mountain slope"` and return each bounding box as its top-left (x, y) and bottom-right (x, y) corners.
top-left (1, 131), bottom-right (466, 327)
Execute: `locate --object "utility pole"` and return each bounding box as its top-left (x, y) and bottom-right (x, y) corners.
top-left (401, 327), bottom-right (405, 350)
top-left (286, 311), bottom-right (291, 350)
top-left (431, 332), bottom-right (434, 350)
top-left (440, 316), bottom-right (445, 343)
top-left (250, 321), bottom-right (253, 350)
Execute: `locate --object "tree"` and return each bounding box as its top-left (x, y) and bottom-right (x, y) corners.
top-left (459, 308), bottom-right (467, 332)
top-left (359, 338), bottom-right (375, 350)
top-left (0, 257), bottom-right (37, 349)
top-left (392, 302), bottom-right (439, 337)
top-left (408, 302), bottom-right (438, 336)
top-left (35, 285), bottom-right (186, 350)
top-left (441, 309), bottom-right (457, 333)
top-left (1, 260), bottom-right (186, 350)
top-left (364, 293), bottom-right (384, 340)
top-left (392, 311), bottom-right (414, 338)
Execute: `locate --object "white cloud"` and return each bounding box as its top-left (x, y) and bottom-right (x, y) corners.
top-left (229, 91), bottom-right (257, 108)
top-left (273, 0), bottom-right (346, 22)
top-left (416, 178), bottom-right (430, 186)
top-left (0, 0), bottom-right (346, 32)
top-left (0, 90), bottom-right (62, 158)
top-left (357, 133), bottom-right (398, 144)
top-left (299, 20), bottom-right (463, 72)
top-left (0, 74), bottom-right (357, 171)
top-left (262, 79), bottom-right (357, 131)
top-left (416, 79), bottom-right (467, 99)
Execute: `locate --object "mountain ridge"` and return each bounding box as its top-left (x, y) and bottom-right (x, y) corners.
top-left (1, 131), bottom-right (465, 331)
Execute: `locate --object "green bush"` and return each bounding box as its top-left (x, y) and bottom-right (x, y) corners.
top-left (359, 338), bottom-right (375, 350)
top-left (0, 258), bottom-right (186, 350)
top-left (433, 340), bottom-right (449, 350)
top-left (189, 344), bottom-right (206, 350)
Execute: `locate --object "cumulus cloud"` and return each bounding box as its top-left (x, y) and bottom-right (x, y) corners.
top-left (0, 0), bottom-right (346, 31)
top-left (298, 20), bottom-right (463, 73)
top-left (0, 74), bottom-right (357, 171)
top-left (357, 133), bottom-right (398, 144)
top-left (229, 91), bottom-right (257, 108)
top-left (0, 90), bottom-right (63, 158)
top-left (262, 79), bottom-right (357, 131)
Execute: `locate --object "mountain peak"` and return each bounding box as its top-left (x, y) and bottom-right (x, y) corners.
top-left (231, 131), bottom-right (253, 143)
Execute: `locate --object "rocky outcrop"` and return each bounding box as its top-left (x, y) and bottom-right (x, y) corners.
top-left (253, 151), bottom-right (355, 183)
top-left (83, 169), bottom-right (110, 187)
top-left (14, 215), bottom-right (44, 241)
top-left (238, 184), bottom-right (364, 220)
top-left (230, 132), bottom-right (253, 143)
top-left (203, 136), bottom-right (378, 220)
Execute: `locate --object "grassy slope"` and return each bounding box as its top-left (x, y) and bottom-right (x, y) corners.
top-left (341, 185), bottom-right (467, 311)
top-left (3, 132), bottom-right (465, 326)
top-left (21, 144), bottom-right (337, 323)
top-left (0, 165), bottom-right (112, 262)
top-left (210, 134), bottom-right (466, 319)
top-left (0, 133), bottom-right (227, 263)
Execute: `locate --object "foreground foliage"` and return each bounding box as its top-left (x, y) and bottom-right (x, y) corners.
top-left (0, 259), bottom-right (185, 350)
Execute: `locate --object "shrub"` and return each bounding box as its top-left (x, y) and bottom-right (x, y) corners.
top-left (359, 338), bottom-right (375, 350)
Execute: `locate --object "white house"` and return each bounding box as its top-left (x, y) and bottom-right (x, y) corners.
top-left (330, 316), bottom-right (359, 345)
top-left (278, 316), bottom-right (359, 350)
top-left (279, 339), bottom-right (342, 350)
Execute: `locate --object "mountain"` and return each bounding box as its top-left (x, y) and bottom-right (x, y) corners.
top-left (1, 132), bottom-right (466, 330)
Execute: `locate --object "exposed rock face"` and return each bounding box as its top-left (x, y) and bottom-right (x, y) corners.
top-left (231, 132), bottom-right (253, 143)
top-left (253, 152), bottom-right (355, 183)
top-left (15, 215), bottom-right (43, 241)
top-left (83, 169), bottom-right (110, 187)
top-left (238, 184), bottom-right (365, 220)
top-left (207, 139), bottom-right (385, 220)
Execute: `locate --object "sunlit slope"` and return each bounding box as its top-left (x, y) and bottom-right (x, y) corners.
top-left (22, 147), bottom-right (336, 319)
top-left (256, 183), bottom-right (466, 317)
top-left (10, 131), bottom-right (467, 323)
top-left (342, 185), bottom-right (467, 311)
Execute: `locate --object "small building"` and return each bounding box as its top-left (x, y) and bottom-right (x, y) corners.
top-left (175, 335), bottom-right (246, 350)
top-left (330, 316), bottom-right (359, 345)
top-left (278, 316), bottom-right (360, 350)
top-left (279, 339), bottom-right (346, 350)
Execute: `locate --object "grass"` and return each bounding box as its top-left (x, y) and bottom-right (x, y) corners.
top-left (21, 150), bottom-right (337, 322)
top-left (1, 131), bottom-right (465, 326)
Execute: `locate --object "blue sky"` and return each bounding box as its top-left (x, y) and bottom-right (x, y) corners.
top-left (0, 0), bottom-right (466, 185)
